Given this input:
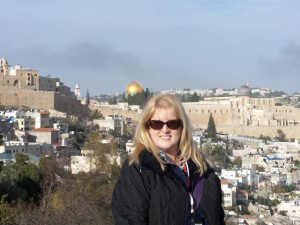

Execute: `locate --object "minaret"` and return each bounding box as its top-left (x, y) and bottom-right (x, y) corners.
top-left (0, 58), bottom-right (9, 75)
top-left (75, 84), bottom-right (81, 99)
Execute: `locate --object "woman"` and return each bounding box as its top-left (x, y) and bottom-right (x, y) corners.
top-left (112, 93), bottom-right (225, 225)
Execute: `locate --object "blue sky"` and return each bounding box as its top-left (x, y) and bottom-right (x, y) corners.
top-left (1, 0), bottom-right (300, 95)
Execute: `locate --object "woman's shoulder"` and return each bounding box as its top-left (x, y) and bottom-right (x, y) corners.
top-left (203, 168), bottom-right (221, 184)
top-left (138, 150), bottom-right (163, 172)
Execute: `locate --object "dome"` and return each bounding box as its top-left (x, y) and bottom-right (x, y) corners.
top-left (125, 81), bottom-right (143, 94)
top-left (237, 85), bottom-right (251, 96)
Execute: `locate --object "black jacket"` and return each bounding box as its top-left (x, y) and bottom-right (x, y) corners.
top-left (112, 150), bottom-right (225, 225)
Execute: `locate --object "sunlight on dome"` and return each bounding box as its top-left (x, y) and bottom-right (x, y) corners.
top-left (125, 81), bottom-right (143, 94)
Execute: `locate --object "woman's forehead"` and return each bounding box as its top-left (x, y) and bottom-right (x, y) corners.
top-left (151, 108), bottom-right (178, 118)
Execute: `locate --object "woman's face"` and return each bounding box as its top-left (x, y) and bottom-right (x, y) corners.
top-left (148, 108), bottom-right (182, 157)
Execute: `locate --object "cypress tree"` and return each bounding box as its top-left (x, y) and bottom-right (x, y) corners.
top-left (207, 113), bottom-right (217, 139)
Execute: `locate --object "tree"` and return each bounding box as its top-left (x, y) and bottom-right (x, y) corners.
top-left (109, 96), bottom-right (117, 105)
top-left (89, 109), bottom-right (102, 120)
top-left (86, 89), bottom-right (90, 106)
top-left (0, 134), bottom-right (4, 146)
top-left (277, 129), bottom-right (286, 142)
top-left (232, 156), bottom-right (242, 168)
top-left (0, 154), bottom-right (42, 203)
top-left (0, 195), bottom-right (16, 225)
top-left (82, 132), bottom-right (118, 173)
top-left (15, 153), bottom-right (29, 165)
top-left (207, 113), bottom-right (217, 140)
top-left (190, 92), bottom-right (200, 102)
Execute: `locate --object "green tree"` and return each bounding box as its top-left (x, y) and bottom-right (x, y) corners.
top-left (232, 156), bottom-right (242, 168)
top-left (0, 195), bottom-right (16, 225)
top-left (127, 89), bottom-right (153, 106)
top-left (190, 92), bottom-right (200, 102)
top-left (294, 160), bottom-right (300, 167)
top-left (82, 132), bottom-right (118, 173)
top-left (277, 129), bottom-right (286, 142)
top-left (0, 134), bottom-right (4, 146)
top-left (207, 113), bottom-right (217, 139)
top-left (0, 154), bottom-right (42, 203)
top-left (254, 164), bottom-right (265, 172)
top-left (109, 96), bottom-right (117, 105)
top-left (86, 89), bottom-right (90, 106)
top-left (15, 153), bottom-right (29, 165)
top-left (89, 109), bottom-right (102, 120)
top-left (119, 93), bottom-right (127, 102)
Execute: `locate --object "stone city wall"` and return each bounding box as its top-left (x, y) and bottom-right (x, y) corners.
top-left (94, 104), bottom-right (300, 140)
top-left (218, 125), bottom-right (300, 140)
top-left (0, 86), bottom-right (90, 116)
top-left (93, 106), bottom-right (140, 122)
top-left (0, 86), bottom-right (55, 109)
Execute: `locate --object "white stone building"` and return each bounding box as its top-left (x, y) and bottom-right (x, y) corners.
top-left (70, 149), bottom-right (121, 174)
top-left (0, 141), bottom-right (53, 156)
top-left (221, 179), bottom-right (237, 208)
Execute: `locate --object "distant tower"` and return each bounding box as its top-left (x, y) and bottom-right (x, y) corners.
top-left (75, 84), bottom-right (81, 99)
top-left (0, 57), bottom-right (9, 75)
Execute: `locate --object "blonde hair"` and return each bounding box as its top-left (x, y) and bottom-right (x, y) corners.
top-left (130, 93), bottom-right (208, 175)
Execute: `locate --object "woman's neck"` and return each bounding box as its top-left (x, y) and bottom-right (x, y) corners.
top-left (164, 150), bottom-right (179, 164)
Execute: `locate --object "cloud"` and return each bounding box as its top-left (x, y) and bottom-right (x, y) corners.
top-left (260, 43), bottom-right (300, 75)
top-left (258, 43), bottom-right (300, 92)
top-left (4, 42), bottom-right (150, 95)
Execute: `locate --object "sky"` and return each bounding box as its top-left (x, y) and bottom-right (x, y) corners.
top-left (1, 0), bottom-right (300, 96)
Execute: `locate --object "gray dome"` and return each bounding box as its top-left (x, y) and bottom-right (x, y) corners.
top-left (237, 85), bottom-right (251, 96)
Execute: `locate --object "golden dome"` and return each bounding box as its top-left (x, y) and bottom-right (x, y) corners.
top-left (125, 81), bottom-right (143, 94)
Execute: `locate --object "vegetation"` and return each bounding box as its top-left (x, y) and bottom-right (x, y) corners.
top-left (86, 89), bottom-right (90, 106)
top-left (273, 184), bottom-right (295, 193)
top-left (253, 164), bottom-right (265, 172)
top-left (202, 143), bottom-right (231, 169)
top-left (89, 109), bottom-right (103, 121)
top-left (294, 160), bottom-right (300, 167)
top-left (0, 153), bottom-right (41, 203)
top-left (278, 210), bottom-right (287, 216)
top-left (276, 129), bottom-right (287, 142)
top-left (0, 195), bottom-right (16, 225)
top-left (258, 134), bottom-right (271, 142)
top-left (0, 151), bottom-right (118, 225)
top-left (0, 134), bottom-right (3, 146)
top-left (109, 96), bottom-right (117, 105)
top-left (232, 156), bottom-right (242, 168)
top-left (179, 92), bottom-right (201, 102)
top-left (206, 113), bottom-right (217, 140)
top-left (127, 88), bottom-right (152, 106)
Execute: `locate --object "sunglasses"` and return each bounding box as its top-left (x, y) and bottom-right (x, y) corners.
top-left (147, 119), bottom-right (182, 130)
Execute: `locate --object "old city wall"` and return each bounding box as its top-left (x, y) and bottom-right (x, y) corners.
top-left (93, 106), bottom-right (140, 122)
top-left (218, 125), bottom-right (300, 140)
top-left (54, 94), bottom-right (90, 117)
top-left (93, 104), bottom-right (300, 139)
top-left (273, 106), bottom-right (300, 121)
top-left (0, 86), bottom-right (55, 109)
top-left (0, 86), bottom-right (90, 116)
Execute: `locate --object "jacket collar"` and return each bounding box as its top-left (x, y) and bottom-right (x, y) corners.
top-left (139, 150), bottom-right (199, 179)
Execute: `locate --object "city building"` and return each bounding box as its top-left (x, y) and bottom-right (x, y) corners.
top-left (0, 58), bottom-right (90, 117)
top-left (27, 128), bottom-right (60, 145)
top-left (221, 179), bottom-right (237, 207)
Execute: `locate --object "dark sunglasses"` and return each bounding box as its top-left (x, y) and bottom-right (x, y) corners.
top-left (147, 119), bottom-right (182, 130)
